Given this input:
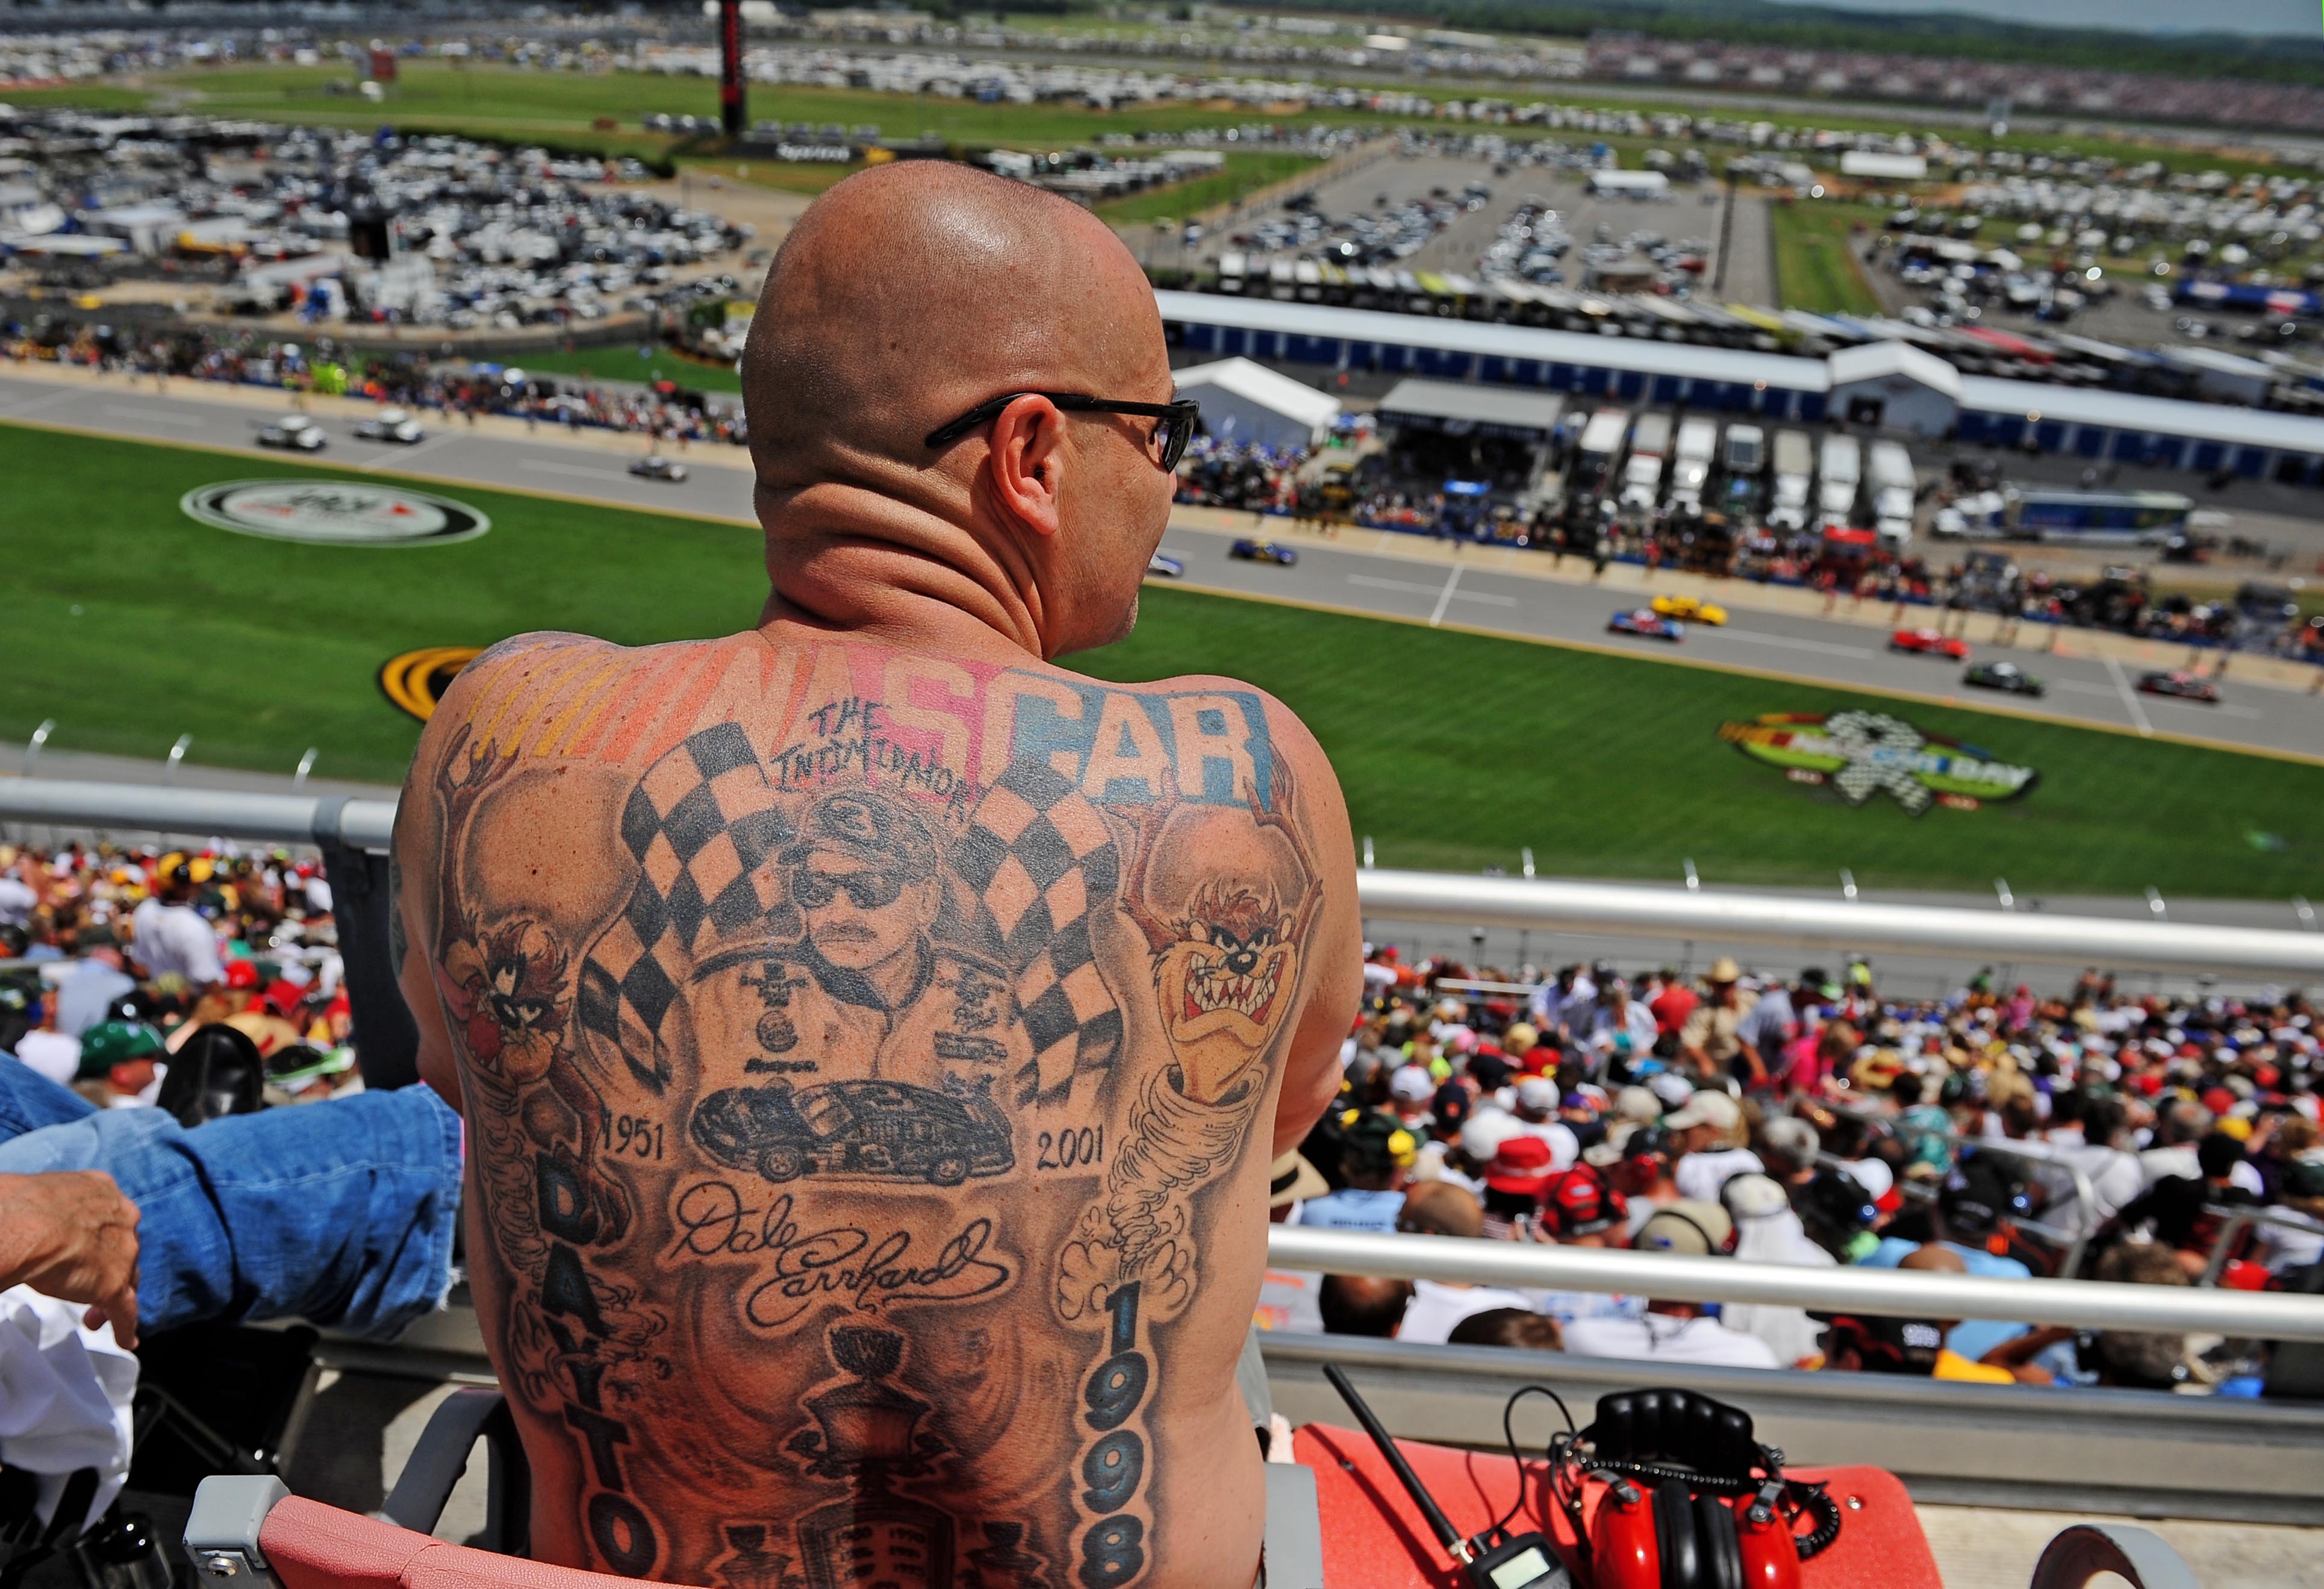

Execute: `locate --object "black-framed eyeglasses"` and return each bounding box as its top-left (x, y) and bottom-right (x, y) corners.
top-left (924, 391), bottom-right (1200, 472)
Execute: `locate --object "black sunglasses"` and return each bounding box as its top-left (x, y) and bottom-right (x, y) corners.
top-left (924, 391), bottom-right (1200, 472)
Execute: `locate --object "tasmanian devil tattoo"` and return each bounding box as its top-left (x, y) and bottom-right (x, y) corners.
top-left (403, 635), bottom-right (1338, 1589)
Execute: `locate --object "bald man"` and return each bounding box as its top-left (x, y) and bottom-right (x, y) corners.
top-left (393, 163), bottom-right (1362, 1589)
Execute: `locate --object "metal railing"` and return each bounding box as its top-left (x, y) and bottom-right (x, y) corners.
top-left (2202, 1204), bottom-right (2324, 1287)
top-left (8, 779), bottom-right (2324, 978)
top-left (1266, 1226), bottom-right (2324, 1342)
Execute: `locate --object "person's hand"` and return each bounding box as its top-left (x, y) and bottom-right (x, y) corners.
top-left (0, 1172), bottom-right (142, 1347)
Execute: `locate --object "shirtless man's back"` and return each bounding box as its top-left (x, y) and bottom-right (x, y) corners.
top-left (393, 163), bottom-right (1359, 1589)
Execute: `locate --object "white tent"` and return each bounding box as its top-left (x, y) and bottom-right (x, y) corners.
top-left (1171, 357), bottom-right (1341, 452)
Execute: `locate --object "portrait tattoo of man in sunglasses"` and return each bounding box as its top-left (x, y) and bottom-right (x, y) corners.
top-left (392, 161), bottom-right (1361, 1589)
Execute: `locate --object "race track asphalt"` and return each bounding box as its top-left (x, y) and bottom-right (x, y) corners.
top-left (5, 366), bottom-right (2321, 764)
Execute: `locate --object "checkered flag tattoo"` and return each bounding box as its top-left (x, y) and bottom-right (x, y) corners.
top-left (578, 725), bottom-right (793, 1093)
top-left (952, 760), bottom-right (1125, 1110)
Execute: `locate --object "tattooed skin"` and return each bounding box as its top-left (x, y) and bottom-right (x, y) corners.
top-left (395, 632), bottom-right (1354, 1589)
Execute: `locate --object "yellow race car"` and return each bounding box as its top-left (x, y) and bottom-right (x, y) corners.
top-left (1650, 593), bottom-right (1728, 626)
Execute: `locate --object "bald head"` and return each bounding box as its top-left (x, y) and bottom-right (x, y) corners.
top-left (1899, 1243), bottom-right (1967, 1275)
top-left (743, 160), bottom-right (1165, 481)
top-left (1401, 1181), bottom-right (1484, 1240)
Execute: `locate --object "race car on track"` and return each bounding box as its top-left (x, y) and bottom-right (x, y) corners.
top-left (1229, 539), bottom-right (1298, 566)
top-left (629, 455), bottom-right (689, 482)
top-left (690, 1078), bottom-right (1014, 1187)
top-left (2136, 670), bottom-right (2220, 704)
top-left (1889, 628), bottom-right (1969, 661)
top-left (1963, 661), bottom-right (2045, 698)
top-left (256, 415), bottom-right (325, 452)
top-left (1650, 593), bottom-right (1727, 626)
top-left (352, 407), bottom-right (426, 445)
top-left (1609, 608), bottom-right (1684, 642)
top-left (1147, 552), bottom-right (1185, 578)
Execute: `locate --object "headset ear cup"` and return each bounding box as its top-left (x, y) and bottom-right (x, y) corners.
top-left (1653, 1479), bottom-right (1699, 1589)
top-left (1694, 1493), bottom-right (1745, 1589)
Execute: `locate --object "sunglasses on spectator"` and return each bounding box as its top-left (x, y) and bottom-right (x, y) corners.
top-left (924, 392), bottom-right (1200, 472)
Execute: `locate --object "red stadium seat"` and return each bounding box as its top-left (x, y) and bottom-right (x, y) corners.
top-left (1293, 1422), bottom-right (1944, 1589)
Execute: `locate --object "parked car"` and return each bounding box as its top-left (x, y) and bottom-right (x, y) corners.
top-left (1147, 552), bottom-right (1185, 578)
top-left (352, 407), bottom-right (425, 444)
top-left (256, 415), bottom-right (325, 452)
top-left (1889, 628), bottom-right (1969, 661)
top-left (1609, 608), bottom-right (1684, 642)
top-left (1963, 661), bottom-right (2045, 697)
top-left (1229, 539), bottom-right (1298, 566)
top-left (2136, 669), bottom-right (2220, 703)
top-left (629, 455), bottom-right (688, 482)
top-left (1650, 593), bottom-right (1727, 626)
top-left (690, 1079), bottom-right (1013, 1187)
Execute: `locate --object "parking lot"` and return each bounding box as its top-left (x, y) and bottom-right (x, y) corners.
top-left (1172, 148), bottom-right (1775, 308)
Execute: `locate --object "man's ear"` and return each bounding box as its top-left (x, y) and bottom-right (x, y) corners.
top-left (986, 395), bottom-right (1066, 539)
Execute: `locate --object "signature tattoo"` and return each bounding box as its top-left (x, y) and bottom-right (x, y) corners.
top-left (669, 1182), bottom-right (1014, 1329)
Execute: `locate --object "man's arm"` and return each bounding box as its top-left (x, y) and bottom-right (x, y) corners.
top-left (0, 1171), bottom-right (140, 1346)
top-left (1265, 700), bottom-right (1362, 1162)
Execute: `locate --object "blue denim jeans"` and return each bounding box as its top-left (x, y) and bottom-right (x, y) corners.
top-left (0, 1057), bottom-right (463, 1340)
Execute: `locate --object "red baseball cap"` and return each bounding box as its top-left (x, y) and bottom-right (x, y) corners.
top-left (263, 978), bottom-right (306, 1018)
top-left (1484, 1134), bottom-right (1556, 1196)
top-left (223, 960), bottom-right (262, 991)
top-left (1540, 1167), bottom-right (1628, 1238)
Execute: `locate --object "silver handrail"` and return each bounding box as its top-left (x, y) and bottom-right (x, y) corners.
top-left (1265, 1226), bottom-right (2324, 1342)
top-left (6, 779), bottom-right (2324, 976)
top-left (2200, 1204), bottom-right (2324, 1287)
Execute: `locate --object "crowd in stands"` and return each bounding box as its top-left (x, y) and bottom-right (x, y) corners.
top-left (1, 322), bottom-right (748, 449)
top-left (1262, 946), bottom-right (2324, 1392)
top-left (1, 842), bottom-right (361, 1119)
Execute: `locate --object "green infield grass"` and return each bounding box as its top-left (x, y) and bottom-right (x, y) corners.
top-left (1769, 199), bottom-right (1887, 317)
top-left (430, 343), bottom-right (745, 395)
top-left (7, 422), bottom-right (2322, 897)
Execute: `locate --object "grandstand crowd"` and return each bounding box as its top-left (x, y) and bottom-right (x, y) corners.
top-left (11, 832), bottom-right (2319, 1391)
top-left (1264, 943), bottom-right (2324, 1391)
top-left (1, 841), bottom-right (361, 1119)
top-left (1, 322), bottom-right (747, 449)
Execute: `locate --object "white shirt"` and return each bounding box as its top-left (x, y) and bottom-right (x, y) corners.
top-left (1674, 1147), bottom-right (1765, 1204)
top-left (129, 899), bottom-right (222, 984)
top-left (0, 1288), bottom-right (138, 1535)
top-left (1397, 1281), bottom-right (1541, 1345)
top-left (0, 875), bottom-right (35, 928)
top-left (302, 874), bottom-right (334, 916)
top-left (2138, 1146), bottom-right (2266, 1197)
top-left (1563, 1313), bottom-right (1780, 1369)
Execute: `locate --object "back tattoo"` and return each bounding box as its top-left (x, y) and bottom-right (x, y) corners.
top-left (408, 634), bottom-right (1322, 1589)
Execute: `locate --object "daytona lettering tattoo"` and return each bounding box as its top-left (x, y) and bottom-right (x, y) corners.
top-left (402, 634), bottom-right (1329, 1589)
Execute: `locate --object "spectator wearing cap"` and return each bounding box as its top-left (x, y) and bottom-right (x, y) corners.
top-left (1395, 1182), bottom-right (1544, 1344)
top-left (1506, 1075), bottom-right (1580, 1170)
top-left (2098, 1131), bottom-right (2260, 1280)
top-left (1478, 1134), bottom-right (1557, 1237)
top-left (1666, 1089), bottom-right (1764, 1203)
top-left (1718, 1173), bottom-right (1833, 1369)
top-left (1680, 958), bottom-right (1759, 1087)
top-left (128, 864), bottom-right (223, 988)
top-left (1298, 1111), bottom-right (1416, 1234)
top-left (1612, 1127), bottom-right (1681, 1238)
top-left (52, 929), bottom-right (136, 1041)
top-left (1859, 1154), bottom-right (2038, 1365)
top-left (1386, 1063), bottom-right (1436, 1131)
top-left (1254, 1152), bottom-right (1330, 1334)
top-left (1524, 1166), bottom-right (1646, 1326)
top-left (1734, 970), bottom-right (1821, 1093)
top-left (1645, 969), bottom-right (1698, 1048)
top-left (1757, 1116), bottom-right (1821, 1189)
top-left (1581, 978), bottom-right (1657, 1069)
top-left (1822, 1246), bottom-right (2037, 1385)
top-left (1560, 1203), bottom-right (1780, 1369)
top-left (2139, 1099), bottom-right (2265, 1196)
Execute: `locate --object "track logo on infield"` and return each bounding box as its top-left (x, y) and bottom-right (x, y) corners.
top-left (181, 481), bottom-right (490, 546)
top-left (380, 648), bottom-right (485, 722)
top-left (1718, 710), bottom-right (2038, 814)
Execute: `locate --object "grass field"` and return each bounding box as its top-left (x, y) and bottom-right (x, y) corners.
top-left (442, 344), bottom-right (745, 395)
top-left (1769, 199), bottom-right (1887, 317)
top-left (8, 422), bottom-right (2323, 898)
top-left (1094, 151), bottom-right (1322, 223)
